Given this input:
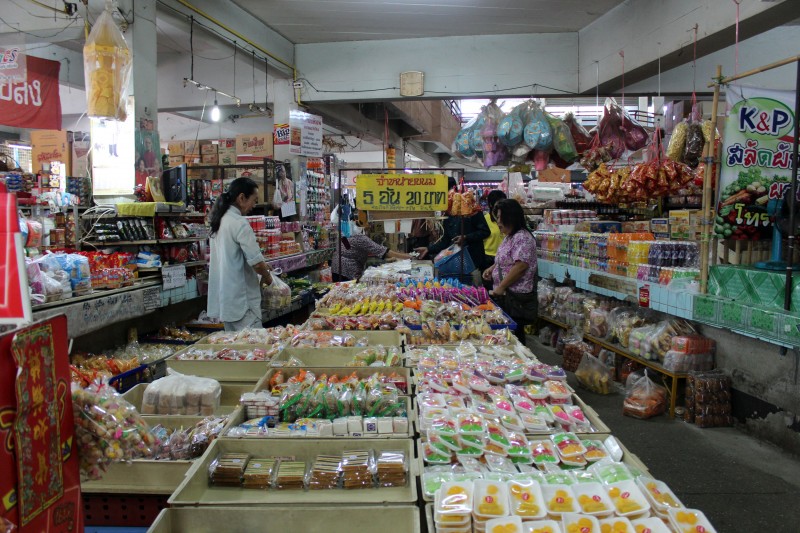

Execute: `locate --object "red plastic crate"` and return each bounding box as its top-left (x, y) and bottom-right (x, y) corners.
top-left (83, 493), bottom-right (169, 527)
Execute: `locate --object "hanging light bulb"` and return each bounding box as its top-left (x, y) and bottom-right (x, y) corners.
top-left (210, 91), bottom-right (221, 122)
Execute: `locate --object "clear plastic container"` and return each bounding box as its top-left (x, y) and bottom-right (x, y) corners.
top-left (436, 480), bottom-right (475, 515)
top-left (485, 516), bottom-right (523, 533)
top-left (605, 480), bottom-right (650, 517)
top-left (561, 512), bottom-right (600, 533)
top-left (509, 479), bottom-right (546, 520)
top-left (422, 470), bottom-right (454, 498)
top-left (581, 440), bottom-right (609, 463)
top-left (589, 462), bottom-right (634, 485)
top-left (541, 484), bottom-right (578, 516)
top-left (457, 413), bottom-right (487, 436)
top-left (546, 380), bottom-right (571, 403)
top-left (423, 442), bottom-right (452, 464)
top-left (501, 413), bottom-right (526, 432)
top-left (520, 413), bottom-right (550, 433)
top-left (473, 479), bottom-right (511, 519)
top-left (667, 508), bottom-right (717, 533)
top-left (571, 481), bottom-right (614, 517)
top-left (530, 440), bottom-right (559, 465)
top-left (550, 432), bottom-right (587, 458)
top-left (548, 405), bottom-right (572, 427)
top-left (630, 516), bottom-right (672, 533)
top-left (522, 519), bottom-right (563, 533)
top-left (598, 516), bottom-right (635, 533)
top-left (635, 477), bottom-right (684, 516)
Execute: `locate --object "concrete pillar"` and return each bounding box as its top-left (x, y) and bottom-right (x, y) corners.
top-left (272, 79), bottom-right (297, 163)
top-left (130, 0), bottom-right (161, 173)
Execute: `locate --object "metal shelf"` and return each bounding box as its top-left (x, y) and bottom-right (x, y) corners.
top-left (138, 260), bottom-right (208, 273)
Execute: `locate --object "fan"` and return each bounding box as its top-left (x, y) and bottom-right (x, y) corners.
top-left (755, 191), bottom-right (800, 271)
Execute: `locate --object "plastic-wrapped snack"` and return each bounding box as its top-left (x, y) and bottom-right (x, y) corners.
top-left (308, 454), bottom-right (342, 490)
top-left (273, 460), bottom-right (307, 490)
top-left (72, 382), bottom-right (159, 480)
top-left (208, 452), bottom-right (250, 487)
top-left (667, 121), bottom-right (688, 161)
top-left (242, 457), bottom-right (277, 489)
top-left (546, 113), bottom-right (578, 163)
top-left (376, 450), bottom-right (408, 488)
top-left (341, 450), bottom-right (375, 489)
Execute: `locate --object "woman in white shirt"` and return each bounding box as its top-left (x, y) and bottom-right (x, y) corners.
top-left (207, 178), bottom-right (273, 331)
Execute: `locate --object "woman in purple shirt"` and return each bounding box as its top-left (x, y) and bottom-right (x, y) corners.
top-left (482, 199), bottom-right (537, 344)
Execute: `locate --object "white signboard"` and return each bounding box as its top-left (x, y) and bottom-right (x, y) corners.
top-left (162, 264), bottom-right (187, 290)
top-left (289, 110), bottom-right (323, 158)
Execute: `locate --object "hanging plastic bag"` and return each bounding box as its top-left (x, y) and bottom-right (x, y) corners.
top-left (480, 102), bottom-right (508, 168)
top-left (682, 101), bottom-right (705, 168)
top-left (263, 274), bottom-right (292, 309)
top-left (622, 370), bottom-right (667, 419)
top-left (575, 353), bottom-right (615, 395)
top-left (507, 172), bottom-right (525, 202)
top-left (523, 102), bottom-right (553, 151)
top-left (563, 112), bottom-right (594, 155)
top-left (83, 5), bottom-right (132, 121)
top-left (545, 113), bottom-right (578, 163)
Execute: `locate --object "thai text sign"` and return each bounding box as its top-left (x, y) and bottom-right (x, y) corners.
top-left (718, 85), bottom-right (795, 240)
top-left (356, 174), bottom-right (448, 211)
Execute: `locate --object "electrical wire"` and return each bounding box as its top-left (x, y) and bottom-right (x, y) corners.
top-left (297, 77), bottom-right (582, 97)
top-left (0, 14), bottom-right (78, 38)
top-left (12, 0), bottom-right (72, 19)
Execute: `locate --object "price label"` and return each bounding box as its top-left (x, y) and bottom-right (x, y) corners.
top-left (143, 286), bottom-right (161, 311)
top-left (356, 174), bottom-right (448, 212)
top-left (162, 264), bottom-right (187, 290)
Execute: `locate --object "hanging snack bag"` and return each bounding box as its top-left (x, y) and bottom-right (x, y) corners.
top-left (546, 113), bottom-right (578, 163)
top-left (83, 6), bottom-right (132, 120)
top-left (523, 102), bottom-right (553, 151)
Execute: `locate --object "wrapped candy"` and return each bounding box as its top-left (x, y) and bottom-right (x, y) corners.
top-left (72, 382), bottom-right (158, 480)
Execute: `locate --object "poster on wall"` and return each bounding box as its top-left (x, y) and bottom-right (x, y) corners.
top-left (289, 110), bottom-right (323, 157)
top-left (90, 97), bottom-right (136, 196)
top-left (273, 123), bottom-right (290, 146)
top-left (717, 85), bottom-right (795, 240)
top-left (0, 54), bottom-right (61, 130)
top-left (135, 118), bottom-right (162, 189)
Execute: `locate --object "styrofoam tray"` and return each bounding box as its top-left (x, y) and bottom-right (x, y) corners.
top-left (166, 344), bottom-right (276, 381)
top-left (123, 382), bottom-right (257, 416)
top-left (272, 346), bottom-right (405, 367)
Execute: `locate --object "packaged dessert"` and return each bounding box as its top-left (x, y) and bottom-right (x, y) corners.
top-left (597, 516), bottom-right (634, 533)
top-left (509, 479), bottom-right (546, 519)
top-left (630, 517), bottom-right (672, 533)
top-left (485, 516), bottom-right (523, 533)
top-left (530, 440), bottom-right (559, 465)
top-left (589, 462), bottom-right (634, 485)
top-left (474, 479), bottom-right (510, 518)
top-left (551, 432), bottom-right (587, 458)
top-left (208, 452), bottom-right (250, 487)
top-left (572, 481), bottom-right (614, 516)
top-left (341, 449), bottom-right (374, 489)
top-left (436, 480), bottom-right (475, 516)
top-left (541, 484), bottom-right (578, 515)
top-left (521, 519), bottom-right (562, 533)
top-left (605, 480), bottom-right (650, 517)
top-left (242, 457), bottom-right (276, 489)
top-left (667, 508), bottom-right (717, 533)
top-left (376, 450), bottom-right (407, 487)
top-left (581, 440), bottom-right (609, 462)
top-left (635, 477), bottom-right (683, 515)
top-left (562, 513), bottom-right (600, 533)
top-left (306, 454), bottom-right (342, 490)
top-left (273, 460), bottom-right (307, 490)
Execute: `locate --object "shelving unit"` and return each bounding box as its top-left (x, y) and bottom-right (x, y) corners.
top-left (138, 260), bottom-right (208, 273)
top-left (539, 314), bottom-right (687, 418)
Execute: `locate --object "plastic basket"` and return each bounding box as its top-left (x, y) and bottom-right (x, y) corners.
top-left (435, 247), bottom-right (476, 276)
top-left (83, 493), bottom-right (168, 527)
top-left (108, 365), bottom-right (152, 393)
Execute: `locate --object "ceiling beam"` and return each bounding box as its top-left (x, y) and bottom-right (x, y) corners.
top-left (578, 0), bottom-right (798, 94)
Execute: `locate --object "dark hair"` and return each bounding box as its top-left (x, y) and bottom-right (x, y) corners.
top-left (209, 177), bottom-right (258, 235)
top-left (487, 189), bottom-right (507, 221)
top-left (448, 176), bottom-right (458, 190)
top-left (494, 199), bottom-right (527, 235)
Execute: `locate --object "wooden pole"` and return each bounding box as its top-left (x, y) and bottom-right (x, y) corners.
top-left (700, 65), bottom-right (723, 293)
top-left (708, 54), bottom-right (800, 87)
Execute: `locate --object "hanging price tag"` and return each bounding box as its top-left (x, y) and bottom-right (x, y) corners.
top-left (162, 264), bottom-right (187, 290)
top-left (356, 174), bottom-right (448, 211)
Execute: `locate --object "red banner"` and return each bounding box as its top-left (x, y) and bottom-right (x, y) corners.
top-left (0, 193), bottom-right (30, 325)
top-left (0, 55), bottom-right (61, 130)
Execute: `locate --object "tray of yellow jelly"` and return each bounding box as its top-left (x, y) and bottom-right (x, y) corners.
top-left (635, 477), bottom-right (683, 516)
top-left (667, 508), bottom-right (717, 533)
top-left (474, 480), bottom-right (511, 519)
top-left (598, 516), bottom-right (634, 533)
top-left (486, 516), bottom-right (523, 533)
top-left (605, 481), bottom-right (650, 518)
top-left (571, 482), bottom-right (614, 517)
top-left (630, 517), bottom-right (672, 533)
top-left (541, 484), bottom-right (578, 516)
top-left (509, 479), bottom-right (546, 520)
top-left (562, 513), bottom-right (600, 533)
top-left (522, 520), bottom-right (562, 533)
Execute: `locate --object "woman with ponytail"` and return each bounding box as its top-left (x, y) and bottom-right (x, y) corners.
top-left (207, 177), bottom-right (273, 331)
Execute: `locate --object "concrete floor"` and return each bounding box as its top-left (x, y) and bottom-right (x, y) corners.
top-left (528, 338), bottom-right (800, 533)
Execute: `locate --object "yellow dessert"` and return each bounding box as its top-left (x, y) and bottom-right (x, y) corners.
top-left (645, 482), bottom-right (679, 507)
top-left (566, 517), bottom-right (596, 533)
top-left (510, 483), bottom-right (540, 516)
top-left (579, 493), bottom-right (608, 513)
top-left (607, 487), bottom-right (642, 514)
top-left (547, 489), bottom-right (574, 512)
top-left (675, 511), bottom-right (698, 525)
top-left (600, 521), bottom-right (630, 533)
top-left (531, 528), bottom-right (554, 533)
top-left (491, 524), bottom-right (520, 533)
top-left (441, 485), bottom-right (469, 510)
top-left (478, 484), bottom-right (505, 516)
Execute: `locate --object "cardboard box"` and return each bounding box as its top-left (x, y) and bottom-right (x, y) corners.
top-left (184, 154), bottom-right (201, 166)
top-left (201, 153), bottom-right (218, 165)
top-left (650, 218), bottom-right (670, 234)
top-left (183, 141), bottom-right (200, 156)
top-left (622, 221), bottom-right (651, 233)
top-left (168, 155), bottom-right (184, 167)
top-left (31, 130), bottom-right (69, 172)
top-left (167, 141), bottom-right (185, 156)
top-left (537, 167), bottom-right (571, 183)
top-left (669, 209), bottom-right (700, 240)
top-left (236, 132), bottom-right (273, 163)
top-left (69, 131), bottom-right (90, 178)
top-left (217, 138), bottom-right (236, 165)
top-left (200, 141), bottom-right (217, 155)
top-left (589, 221), bottom-right (622, 233)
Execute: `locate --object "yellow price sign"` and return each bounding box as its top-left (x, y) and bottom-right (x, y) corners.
top-left (355, 173), bottom-right (449, 211)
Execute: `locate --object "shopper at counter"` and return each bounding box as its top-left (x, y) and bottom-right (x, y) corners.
top-left (332, 219), bottom-right (412, 281)
top-left (482, 198), bottom-right (537, 343)
top-left (207, 178), bottom-right (273, 331)
top-left (482, 189), bottom-right (507, 270)
top-left (415, 178), bottom-right (490, 286)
